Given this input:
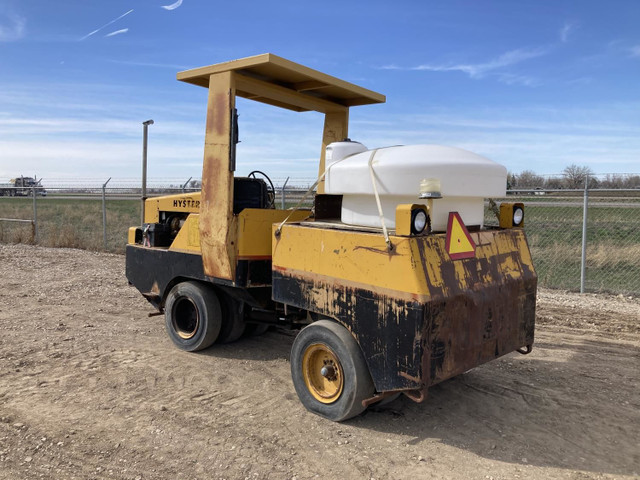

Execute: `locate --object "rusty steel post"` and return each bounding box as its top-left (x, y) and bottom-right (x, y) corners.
top-left (141, 120), bottom-right (154, 225)
top-left (580, 175), bottom-right (589, 293)
top-left (102, 177), bottom-right (112, 250)
top-left (281, 177), bottom-right (289, 210)
top-left (32, 186), bottom-right (38, 243)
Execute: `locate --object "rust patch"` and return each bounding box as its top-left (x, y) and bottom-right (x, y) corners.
top-left (399, 371), bottom-right (421, 383)
top-left (205, 91), bottom-right (228, 137)
top-left (274, 228), bottom-right (536, 393)
top-left (215, 92), bottom-right (227, 136)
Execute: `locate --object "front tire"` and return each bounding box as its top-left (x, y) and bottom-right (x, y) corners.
top-left (291, 320), bottom-right (374, 421)
top-left (164, 281), bottom-right (221, 351)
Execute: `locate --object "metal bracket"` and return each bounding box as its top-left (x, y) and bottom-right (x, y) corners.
top-left (516, 344), bottom-right (533, 355)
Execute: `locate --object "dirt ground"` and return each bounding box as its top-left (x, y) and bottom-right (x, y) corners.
top-left (0, 244), bottom-right (638, 480)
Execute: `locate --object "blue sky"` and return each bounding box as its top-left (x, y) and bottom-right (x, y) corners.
top-left (1, 0), bottom-right (639, 184)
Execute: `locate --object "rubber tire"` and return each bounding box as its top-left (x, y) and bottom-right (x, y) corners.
top-left (216, 293), bottom-right (246, 344)
top-left (164, 281), bottom-right (221, 351)
top-left (290, 320), bottom-right (374, 422)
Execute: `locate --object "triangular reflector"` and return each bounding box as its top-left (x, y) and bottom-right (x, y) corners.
top-left (445, 212), bottom-right (476, 260)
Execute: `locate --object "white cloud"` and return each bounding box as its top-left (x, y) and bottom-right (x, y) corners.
top-left (105, 28), bottom-right (129, 38)
top-left (412, 47), bottom-right (548, 79)
top-left (0, 12), bottom-right (25, 41)
top-left (629, 45), bottom-right (640, 57)
top-left (560, 22), bottom-right (576, 43)
top-left (161, 0), bottom-right (183, 11)
top-left (80, 9), bottom-right (133, 41)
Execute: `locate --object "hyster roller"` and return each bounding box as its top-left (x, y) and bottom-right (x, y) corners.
top-left (126, 54), bottom-right (536, 421)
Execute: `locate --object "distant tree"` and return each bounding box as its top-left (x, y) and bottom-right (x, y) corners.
top-left (627, 175), bottom-right (640, 188)
top-left (189, 179), bottom-right (202, 189)
top-left (601, 174), bottom-right (640, 189)
top-left (545, 176), bottom-right (565, 189)
top-left (515, 170), bottom-right (545, 188)
top-left (563, 164), bottom-right (594, 189)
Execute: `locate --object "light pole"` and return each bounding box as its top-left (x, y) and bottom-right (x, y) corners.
top-left (141, 119), bottom-right (154, 225)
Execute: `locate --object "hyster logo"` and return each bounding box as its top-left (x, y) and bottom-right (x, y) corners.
top-left (172, 199), bottom-right (200, 209)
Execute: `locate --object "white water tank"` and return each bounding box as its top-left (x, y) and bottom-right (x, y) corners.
top-left (324, 144), bottom-right (507, 232)
top-left (325, 140), bottom-right (368, 166)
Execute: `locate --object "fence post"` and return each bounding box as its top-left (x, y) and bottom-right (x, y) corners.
top-left (102, 177), bottom-right (112, 250)
top-left (580, 176), bottom-right (589, 293)
top-left (32, 187), bottom-right (38, 244)
top-left (281, 177), bottom-right (290, 210)
top-left (182, 177), bottom-right (192, 194)
top-left (141, 119), bottom-right (154, 225)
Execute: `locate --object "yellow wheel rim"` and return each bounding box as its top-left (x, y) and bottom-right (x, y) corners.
top-left (302, 343), bottom-right (344, 404)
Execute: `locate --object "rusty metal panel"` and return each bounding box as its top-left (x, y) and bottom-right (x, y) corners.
top-left (199, 72), bottom-right (237, 281)
top-left (272, 225), bottom-right (536, 393)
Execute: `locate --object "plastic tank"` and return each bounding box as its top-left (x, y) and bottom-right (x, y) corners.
top-left (324, 144), bottom-right (507, 231)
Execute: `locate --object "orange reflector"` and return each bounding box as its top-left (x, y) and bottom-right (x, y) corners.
top-left (445, 212), bottom-right (476, 260)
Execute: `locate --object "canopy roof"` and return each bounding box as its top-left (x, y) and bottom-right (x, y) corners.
top-left (177, 53), bottom-right (385, 113)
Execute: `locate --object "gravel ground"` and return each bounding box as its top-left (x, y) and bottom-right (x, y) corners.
top-left (0, 244), bottom-right (638, 480)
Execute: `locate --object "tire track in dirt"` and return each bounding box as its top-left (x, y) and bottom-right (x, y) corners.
top-left (1, 244), bottom-right (639, 479)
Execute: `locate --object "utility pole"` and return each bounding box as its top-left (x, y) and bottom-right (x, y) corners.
top-left (141, 119), bottom-right (154, 225)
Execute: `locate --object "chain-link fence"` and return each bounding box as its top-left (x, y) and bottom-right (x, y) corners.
top-left (0, 179), bottom-right (315, 252)
top-left (1, 180), bottom-right (638, 295)
top-left (485, 189), bottom-right (640, 295)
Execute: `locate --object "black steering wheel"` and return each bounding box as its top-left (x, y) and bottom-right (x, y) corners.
top-left (247, 170), bottom-right (275, 208)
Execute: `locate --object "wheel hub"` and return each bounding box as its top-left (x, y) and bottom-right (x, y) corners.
top-left (302, 344), bottom-right (344, 404)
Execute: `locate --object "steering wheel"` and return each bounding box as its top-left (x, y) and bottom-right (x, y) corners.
top-left (247, 170), bottom-right (275, 208)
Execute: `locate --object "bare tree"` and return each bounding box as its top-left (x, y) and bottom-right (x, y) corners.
top-left (601, 174), bottom-right (640, 189)
top-left (563, 164), bottom-right (594, 189)
top-left (515, 170), bottom-right (545, 188)
top-left (545, 176), bottom-right (565, 189)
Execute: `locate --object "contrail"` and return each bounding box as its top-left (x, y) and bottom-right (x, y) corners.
top-left (105, 28), bottom-right (129, 38)
top-left (161, 0), bottom-right (183, 11)
top-left (81, 9), bottom-right (134, 40)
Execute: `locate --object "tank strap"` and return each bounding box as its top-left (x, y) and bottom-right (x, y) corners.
top-left (367, 149), bottom-right (393, 251)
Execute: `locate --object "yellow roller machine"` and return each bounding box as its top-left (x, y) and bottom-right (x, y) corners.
top-left (126, 54), bottom-right (536, 421)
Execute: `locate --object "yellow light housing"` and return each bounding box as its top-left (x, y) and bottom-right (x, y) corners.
top-left (396, 204), bottom-right (430, 236)
top-left (499, 202), bottom-right (525, 228)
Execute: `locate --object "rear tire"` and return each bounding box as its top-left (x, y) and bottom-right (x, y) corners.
top-left (216, 293), bottom-right (246, 344)
top-left (164, 281), bottom-right (221, 351)
top-left (291, 320), bottom-right (374, 422)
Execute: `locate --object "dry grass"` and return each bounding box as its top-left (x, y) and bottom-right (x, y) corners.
top-left (2, 196), bottom-right (639, 294)
top-left (0, 197), bottom-right (138, 253)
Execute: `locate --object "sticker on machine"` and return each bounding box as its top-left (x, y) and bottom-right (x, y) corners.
top-left (445, 212), bottom-right (476, 260)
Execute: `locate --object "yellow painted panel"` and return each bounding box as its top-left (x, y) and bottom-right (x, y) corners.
top-left (273, 224), bottom-right (430, 296)
top-left (169, 214), bottom-right (201, 253)
top-left (127, 227), bottom-right (137, 245)
top-left (273, 224), bottom-right (535, 298)
top-left (149, 193), bottom-right (201, 216)
top-left (237, 209), bottom-right (310, 259)
top-left (177, 53), bottom-right (385, 107)
top-left (199, 71), bottom-right (236, 281)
